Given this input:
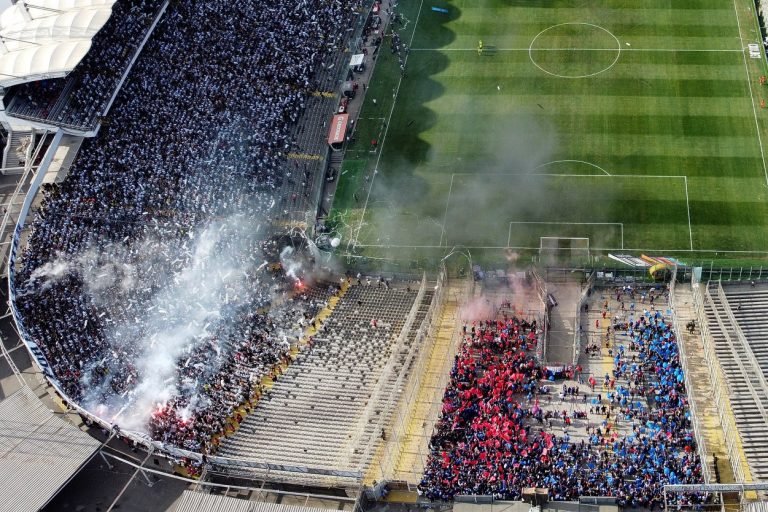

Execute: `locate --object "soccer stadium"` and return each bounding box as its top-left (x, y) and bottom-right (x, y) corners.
top-left (3, 0), bottom-right (768, 511)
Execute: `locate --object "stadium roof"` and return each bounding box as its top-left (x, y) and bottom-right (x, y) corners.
top-left (173, 491), bottom-right (344, 512)
top-left (0, 386), bottom-right (101, 511)
top-left (0, 0), bottom-right (117, 88)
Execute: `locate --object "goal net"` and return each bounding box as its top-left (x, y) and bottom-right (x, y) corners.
top-left (539, 237), bottom-right (590, 262)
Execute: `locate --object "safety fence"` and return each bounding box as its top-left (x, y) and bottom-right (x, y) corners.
top-left (691, 265), bottom-right (768, 284)
top-left (98, 448), bottom-right (360, 508)
top-left (537, 265), bottom-right (768, 287)
top-left (0, 131), bottom-right (50, 276)
top-left (668, 267), bottom-right (712, 485)
top-left (690, 272), bottom-right (747, 484)
top-left (530, 267), bottom-right (548, 362)
top-left (666, 483), bottom-right (768, 511)
top-left (351, 272), bottom-right (428, 475)
top-left (572, 271), bottom-right (596, 367)
top-left (371, 265), bottom-right (464, 485)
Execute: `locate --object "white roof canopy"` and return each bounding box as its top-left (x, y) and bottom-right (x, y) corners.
top-left (0, 386), bottom-right (101, 511)
top-left (0, 0), bottom-right (116, 88)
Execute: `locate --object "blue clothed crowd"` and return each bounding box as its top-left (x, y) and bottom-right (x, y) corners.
top-left (419, 304), bottom-right (707, 509)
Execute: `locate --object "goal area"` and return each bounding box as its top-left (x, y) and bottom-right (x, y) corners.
top-left (539, 237), bottom-right (590, 261)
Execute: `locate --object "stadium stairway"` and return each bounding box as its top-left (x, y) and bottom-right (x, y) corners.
top-left (722, 283), bottom-right (768, 380)
top-left (217, 282), bottom-right (421, 483)
top-left (703, 282), bottom-right (768, 482)
top-left (2, 130), bottom-right (33, 171)
top-left (377, 283), bottom-right (463, 485)
top-left (356, 286), bottom-right (437, 482)
top-left (544, 279), bottom-right (582, 364)
top-left (215, 282), bottom-right (351, 440)
top-left (587, 288), bottom-right (624, 396)
top-left (674, 285), bottom-right (738, 484)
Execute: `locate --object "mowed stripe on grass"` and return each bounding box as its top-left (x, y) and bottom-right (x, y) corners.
top-left (343, 0), bottom-right (768, 253)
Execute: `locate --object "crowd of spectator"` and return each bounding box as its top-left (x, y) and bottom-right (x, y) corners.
top-left (6, 0), bottom-right (164, 130)
top-left (13, 0), bottom-right (362, 453)
top-left (419, 302), bottom-right (705, 508)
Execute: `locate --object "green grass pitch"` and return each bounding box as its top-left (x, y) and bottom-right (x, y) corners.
top-left (331, 0), bottom-right (768, 263)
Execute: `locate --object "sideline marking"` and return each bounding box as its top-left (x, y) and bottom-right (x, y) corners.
top-left (732, 0), bottom-right (768, 188)
top-left (353, 0), bottom-right (425, 249)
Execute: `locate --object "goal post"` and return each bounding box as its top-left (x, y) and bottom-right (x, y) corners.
top-left (539, 237), bottom-right (590, 261)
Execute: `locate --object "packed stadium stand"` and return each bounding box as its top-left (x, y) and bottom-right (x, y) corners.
top-left (704, 282), bottom-right (768, 480)
top-left (418, 284), bottom-right (706, 508)
top-left (4, 0), bottom-right (371, 478)
top-left (218, 280), bottom-right (431, 484)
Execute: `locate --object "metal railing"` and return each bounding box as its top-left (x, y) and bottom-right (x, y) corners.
top-left (349, 272), bottom-right (427, 470)
top-left (668, 267), bottom-right (712, 485)
top-left (572, 271), bottom-right (595, 366)
top-left (715, 281), bottom-right (768, 409)
top-left (690, 272), bottom-right (748, 484)
top-left (100, 448), bottom-right (359, 505)
top-left (744, 500), bottom-right (768, 512)
top-left (367, 266), bottom-right (453, 482)
top-left (372, 265), bottom-right (462, 484)
top-left (706, 284), bottom-right (768, 424)
top-left (0, 132), bottom-right (47, 275)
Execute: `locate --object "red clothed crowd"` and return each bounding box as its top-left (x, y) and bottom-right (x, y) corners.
top-left (420, 310), bottom-right (706, 509)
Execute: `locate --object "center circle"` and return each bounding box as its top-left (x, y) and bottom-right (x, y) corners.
top-left (528, 23), bottom-right (621, 78)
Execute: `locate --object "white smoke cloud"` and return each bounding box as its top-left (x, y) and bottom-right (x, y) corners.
top-left (22, 213), bottom-right (269, 432)
top-left (102, 216), bottom-right (256, 430)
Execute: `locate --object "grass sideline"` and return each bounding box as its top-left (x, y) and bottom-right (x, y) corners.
top-left (330, 0), bottom-right (768, 266)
